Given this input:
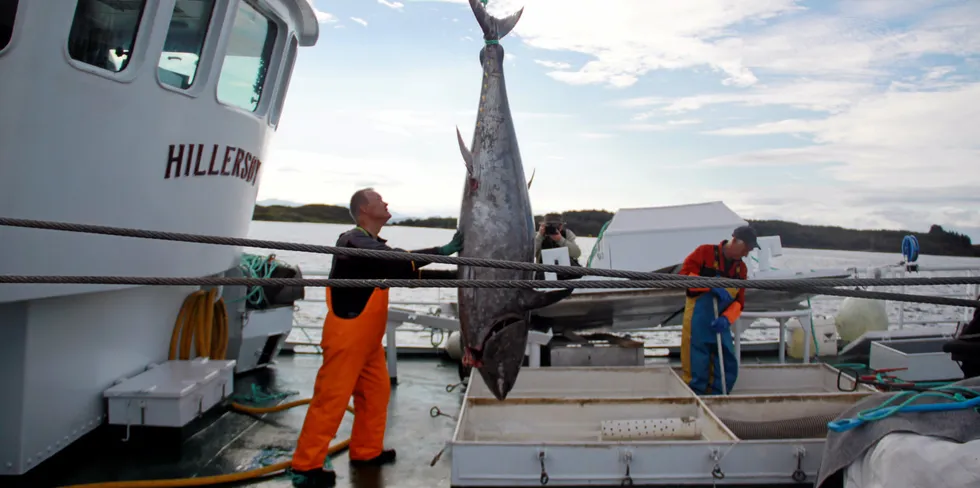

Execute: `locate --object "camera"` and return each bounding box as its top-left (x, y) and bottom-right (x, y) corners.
top-left (544, 223), bottom-right (559, 235)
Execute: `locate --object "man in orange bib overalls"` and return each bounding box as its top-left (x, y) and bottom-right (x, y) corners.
top-left (679, 226), bottom-right (759, 395)
top-left (290, 188), bottom-right (463, 487)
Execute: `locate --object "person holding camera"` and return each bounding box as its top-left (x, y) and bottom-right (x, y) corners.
top-left (534, 213), bottom-right (582, 267)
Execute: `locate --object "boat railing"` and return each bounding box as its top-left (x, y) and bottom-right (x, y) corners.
top-left (855, 264), bottom-right (980, 329)
top-left (283, 263), bottom-right (980, 352)
top-left (284, 269), bottom-right (458, 352)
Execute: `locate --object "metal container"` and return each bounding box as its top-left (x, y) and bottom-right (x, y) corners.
top-left (450, 365), bottom-right (873, 486)
top-left (870, 338), bottom-right (964, 382)
top-left (548, 332), bottom-right (645, 367)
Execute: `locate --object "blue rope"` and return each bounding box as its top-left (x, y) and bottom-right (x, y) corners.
top-left (902, 234), bottom-right (920, 263)
top-left (827, 385), bottom-right (980, 432)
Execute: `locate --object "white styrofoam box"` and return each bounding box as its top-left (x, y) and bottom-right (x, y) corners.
top-left (869, 338), bottom-right (963, 382)
top-left (103, 358), bottom-right (236, 427)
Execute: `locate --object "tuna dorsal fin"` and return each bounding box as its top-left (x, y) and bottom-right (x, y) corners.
top-left (468, 0), bottom-right (524, 41)
top-left (455, 125), bottom-right (474, 176)
top-left (527, 168), bottom-right (536, 190)
top-left (518, 289), bottom-right (574, 311)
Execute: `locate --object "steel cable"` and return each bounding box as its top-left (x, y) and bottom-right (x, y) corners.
top-left (1, 217), bottom-right (979, 308)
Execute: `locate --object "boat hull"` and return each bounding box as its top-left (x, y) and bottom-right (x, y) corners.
top-left (530, 275), bottom-right (850, 333)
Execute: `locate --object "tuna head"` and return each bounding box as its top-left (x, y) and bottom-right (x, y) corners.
top-left (469, 312), bottom-right (528, 400)
top-left (462, 288), bottom-right (573, 400)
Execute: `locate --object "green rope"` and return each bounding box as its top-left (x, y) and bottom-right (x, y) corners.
top-left (239, 253), bottom-right (279, 306)
top-left (852, 385), bottom-right (978, 423)
top-left (479, 0), bottom-right (500, 45)
top-left (586, 220), bottom-right (612, 268)
top-left (229, 384), bottom-right (300, 406)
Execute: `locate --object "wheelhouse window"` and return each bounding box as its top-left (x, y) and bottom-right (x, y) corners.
top-left (159, 0), bottom-right (216, 89)
top-left (270, 36), bottom-right (298, 128)
top-left (67, 0), bottom-right (148, 72)
top-left (216, 1), bottom-right (279, 112)
top-left (0, 0), bottom-right (19, 51)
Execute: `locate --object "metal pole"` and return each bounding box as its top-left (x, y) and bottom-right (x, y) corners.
top-left (713, 297), bottom-right (727, 395)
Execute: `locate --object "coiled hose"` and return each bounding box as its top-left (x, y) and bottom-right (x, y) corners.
top-left (57, 289), bottom-right (349, 487)
top-left (169, 288), bottom-right (228, 361)
top-left (719, 412), bottom-right (841, 440)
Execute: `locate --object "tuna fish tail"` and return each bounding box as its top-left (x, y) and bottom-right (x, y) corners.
top-left (468, 0), bottom-right (523, 41)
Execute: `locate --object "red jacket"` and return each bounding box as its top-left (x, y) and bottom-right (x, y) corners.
top-left (680, 241), bottom-right (747, 323)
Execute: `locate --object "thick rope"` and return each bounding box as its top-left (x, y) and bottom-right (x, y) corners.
top-left (0, 276), bottom-right (976, 308)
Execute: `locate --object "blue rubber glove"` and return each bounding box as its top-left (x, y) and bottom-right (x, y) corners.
top-left (710, 287), bottom-right (733, 309)
top-left (710, 316), bottom-right (731, 334)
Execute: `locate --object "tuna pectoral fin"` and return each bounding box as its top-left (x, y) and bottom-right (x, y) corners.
top-left (518, 289), bottom-right (574, 311)
top-left (468, 0), bottom-right (523, 41)
top-left (455, 126), bottom-right (474, 176)
top-left (527, 167), bottom-right (536, 190)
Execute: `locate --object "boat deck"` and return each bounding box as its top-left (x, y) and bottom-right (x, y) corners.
top-left (14, 354), bottom-right (464, 488)
top-left (12, 351), bottom-right (846, 488)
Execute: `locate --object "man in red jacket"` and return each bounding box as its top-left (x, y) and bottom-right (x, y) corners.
top-left (679, 225), bottom-right (759, 395)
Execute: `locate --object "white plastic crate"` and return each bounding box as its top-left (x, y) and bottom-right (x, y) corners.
top-left (103, 358), bottom-right (236, 428)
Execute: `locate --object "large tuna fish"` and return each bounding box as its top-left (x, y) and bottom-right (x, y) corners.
top-left (455, 0), bottom-right (572, 401)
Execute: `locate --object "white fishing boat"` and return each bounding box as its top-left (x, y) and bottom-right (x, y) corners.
top-left (1, 1), bottom-right (978, 488)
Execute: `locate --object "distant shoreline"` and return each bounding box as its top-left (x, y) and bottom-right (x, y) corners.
top-left (252, 204), bottom-right (980, 257)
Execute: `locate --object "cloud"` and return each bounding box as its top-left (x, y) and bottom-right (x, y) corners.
top-left (472, 0), bottom-right (805, 88)
top-left (378, 0), bottom-right (405, 10)
top-left (700, 184), bottom-right (980, 237)
top-left (303, 0), bottom-right (337, 23)
top-left (618, 79), bottom-right (876, 116)
top-left (534, 60), bottom-right (572, 70)
top-left (351, 17), bottom-right (369, 27)
top-left (303, 108), bottom-right (573, 139)
top-left (471, 0), bottom-right (980, 91)
top-left (579, 132), bottom-right (615, 139)
top-left (272, 0), bottom-right (980, 240)
top-left (696, 82), bottom-right (980, 189)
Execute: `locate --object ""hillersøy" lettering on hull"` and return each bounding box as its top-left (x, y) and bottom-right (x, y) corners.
top-left (165, 144), bottom-right (262, 186)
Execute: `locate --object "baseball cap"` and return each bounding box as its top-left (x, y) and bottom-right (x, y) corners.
top-left (733, 225), bottom-right (761, 249)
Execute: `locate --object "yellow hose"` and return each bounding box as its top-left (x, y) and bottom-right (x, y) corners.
top-left (57, 290), bottom-right (347, 487)
top-left (169, 289), bottom-right (229, 361)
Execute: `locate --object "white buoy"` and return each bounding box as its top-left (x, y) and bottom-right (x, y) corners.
top-left (445, 331), bottom-right (463, 361)
top-left (835, 297), bottom-right (889, 342)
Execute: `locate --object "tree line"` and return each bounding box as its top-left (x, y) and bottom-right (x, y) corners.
top-left (253, 204), bottom-right (980, 257)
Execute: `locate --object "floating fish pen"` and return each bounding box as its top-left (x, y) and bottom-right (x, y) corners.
top-left (449, 365), bottom-right (873, 486)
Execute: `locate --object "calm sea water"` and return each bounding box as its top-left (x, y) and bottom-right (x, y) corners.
top-left (246, 221), bottom-right (980, 351)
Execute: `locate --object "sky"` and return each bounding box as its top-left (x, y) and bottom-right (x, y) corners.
top-left (257, 0), bottom-right (980, 241)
